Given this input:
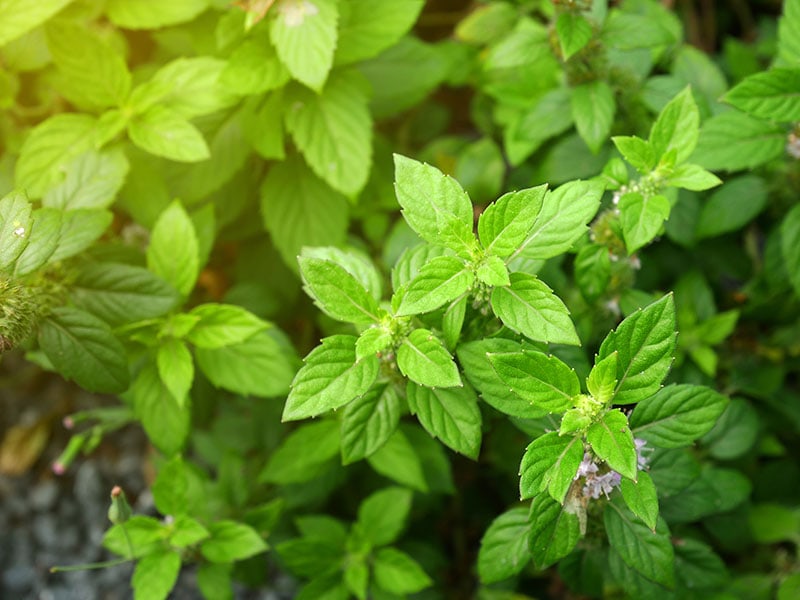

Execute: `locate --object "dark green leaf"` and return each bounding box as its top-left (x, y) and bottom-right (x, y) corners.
top-left (478, 507), bottom-right (532, 584)
top-left (355, 486), bottom-right (412, 547)
top-left (260, 420), bottom-right (339, 484)
top-left (406, 382), bottom-right (482, 458)
top-left (341, 383), bottom-right (402, 464)
top-left (528, 493), bottom-right (581, 569)
top-left (489, 350), bottom-right (580, 413)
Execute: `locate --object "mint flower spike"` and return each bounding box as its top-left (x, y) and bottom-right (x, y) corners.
top-left (574, 439), bottom-right (651, 500)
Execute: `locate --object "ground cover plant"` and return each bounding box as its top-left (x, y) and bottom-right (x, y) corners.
top-left (1, 0), bottom-right (800, 598)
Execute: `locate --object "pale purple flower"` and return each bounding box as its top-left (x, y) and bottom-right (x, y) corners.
top-left (574, 439), bottom-right (651, 500)
top-left (574, 453), bottom-right (599, 479)
top-left (787, 132), bottom-right (800, 159)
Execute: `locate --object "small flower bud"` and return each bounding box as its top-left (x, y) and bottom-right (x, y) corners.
top-left (108, 486), bottom-right (132, 525)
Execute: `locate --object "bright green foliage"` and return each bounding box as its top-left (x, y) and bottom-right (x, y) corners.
top-left (477, 507), bottom-right (532, 583)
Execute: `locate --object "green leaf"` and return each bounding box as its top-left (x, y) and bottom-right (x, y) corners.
top-left (528, 493), bottom-right (581, 570)
top-left (156, 338), bottom-right (194, 407)
top-left (45, 21), bottom-right (130, 111)
top-left (185, 304), bottom-right (268, 348)
top-left (490, 272), bottom-right (580, 345)
top-left (630, 384), bottom-right (729, 448)
top-left (373, 548), bottom-right (432, 595)
top-left (782, 204), bottom-right (800, 296)
top-left (355, 487), bottom-right (412, 547)
top-left (106, 0), bottom-right (208, 29)
top-left (285, 71), bottom-right (371, 197)
top-left (397, 328), bottom-right (461, 388)
top-left (696, 175), bottom-right (767, 239)
top-left (574, 244), bottom-right (611, 303)
top-left (660, 465), bottom-right (751, 523)
top-left (512, 180), bottom-right (603, 261)
top-left (598, 294), bottom-right (676, 404)
top-left (393, 154), bottom-right (474, 254)
top-left (0, 0), bottom-right (72, 47)
top-left (335, 0), bottom-right (424, 65)
top-left (604, 502), bottom-right (674, 588)
top-left (277, 535), bottom-right (344, 579)
top-left (70, 263), bottom-right (179, 327)
top-left (128, 106), bottom-right (210, 163)
top-left (587, 410), bottom-right (637, 480)
top-left (586, 352), bottom-right (618, 405)
top-left (691, 111), bottom-right (785, 171)
top-left (749, 504), bottom-right (800, 544)
top-left (724, 68), bottom-right (800, 121)
top-left (201, 521), bottom-right (268, 563)
top-left (260, 420), bottom-right (339, 484)
top-left (504, 88), bottom-right (574, 166)
top-left (15, 113), bottom-right (97, 198)
top-left (38, 307), bottom-right (129, 394)
top-left (13, 208), bottom-right (61, 277)
top-left (49, 209), bottom-right (112, 263)
top-left (302, 245), bottom-right (383, 301)
top-left (367, 428), bottom-right (428, 492)
top-left (619, 192), bottom-right (671, 253)
top-left (478, 186), bottom-right (547, 258)
top-left (344, 559), bottom-right (368, 600)
top-left (221, 34), bottom-right (289, 95)
top-left (571, 80), bottom-right (615, 154)
top-left (619, 471), bottom-right (659, 531)
top-left (649, 86), bottom-right (699, 164)
top-left (299, 256), bottom-right (382, 323)
top-left (779, 0), bottom-right (800, 66)
top-left (270, 0), bottom-right (338, 91)
top-left (355, 327), bottom-right (392, 362)
top-left (42, 149), bottom-right (129, 210)
top-left (519, 432), bottom-right (585, 502)
top-left (170, 515), bottom-right (210, 548)
top-left (556, 12), bottom-right (593, 60)
top-left (458, 339), bottom-right (549, 419)
top-left (132, 551), bottom-right (180, 600)
top-left (195, 330), bottom-right (295, 398)
top-left (442, 295), bottom-right (468, 350)
top-left (396, 255), bottom-right (473, 316)
top-left (127, 361), bottom-right (189, 455)
top-left (261, 154), bottom-right (348, 267)
top-left (406, 382), bottom-right (482, 458)
top-left (283, 335), bottom-right (379, 420)
top-left (612, 136), bottom-right (657, 173)
top-left (478, 507), bottom-right (532, 584)
top-left (476, 255), bottom-right (510, 287)
top-left (148, 57), bottom-right (239, 119)
top-left (341, 383), bottom-right (401, 464)
top-left (147, 200), bottom-right (199, 297)
top-left (295, 576), bottom-right (349, 600)
top-left (0, 191), bottom-right (31, 270)
top-left (152, 455), bottom-right (188, 516)
top-left (666, 163), bottom-right (722, 192)
top-left (488, 350), bottom-right (580, 414)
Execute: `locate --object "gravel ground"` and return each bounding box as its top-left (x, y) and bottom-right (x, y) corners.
top-left (0, 356), bottom-right (295, 600)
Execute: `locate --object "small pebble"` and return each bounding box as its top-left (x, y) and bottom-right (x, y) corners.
top-left (30, 479), bottom-right (60, 512)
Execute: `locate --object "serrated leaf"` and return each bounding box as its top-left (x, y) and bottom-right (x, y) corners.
top-left (0, 191), bottom-right (31, 270)
top-left (355, 327), bottom-right (392, 361)
top-left (571, 80), bottom-right (615, 154)
top-left (299, 256), bottom-right (382, 323)
top-left (724, 68), bottom-right (800, 121)
top-left (367, 428), bottom-right (428, 492)
top-left (355, 486), bottom-right (412, 547)
top-left (335, 0), bottom-right (424, 65)
top-left (518, 432), bottom-right (584, 502)
top-left (604, 502), bottom-right (674, 588)
top-left (490, 272), bottom-right (580, 345)
top-left (691, 111), bottom-right (785, 171)
top-left (489, 350), bottom-right (580, 413)
top-left (478, 186), bottom-right (546, 258)
top-left (0, 0), bottom-right (73, 47)
top-left (587, 410), bottom-right (637, 480)
top-left (260, 420), bottom-right (339, 484)
top-left (442, 295), bottom-right (467, 350)
top-left (132, 551), bottom-right (180, 600)
top-left (373, 548), bottom-right (432, 595)
top-left (15, 113), bottom-right (97, 198)
top-left (283, 335), bottom-right (379, 420)
top-left (285, 71), bottom-right (372, 197)
top-left (45, 21), bottom-right (130, 111)
top-left (666, 163), bottom-right (722, 192)
top-left (476, 255), bottom-right (510, 287)
top-left (341, 383), bottom-right (401, 464)
top-left (478, 507), bottom-right (532, 584)
top-left (397, 328), bottom-right (461, 388)
top-left (649, 86), bottom-right (699, 164)
top-left (620, 471), bottom-right (659, 531)
top-left (696, 175), bottom-right (767, 239)
top-left (201, 521), bottom-right (268, 563)
top-left (70, 263), bottom-right (180, 327)
top-left (147, 200), bottom-right (199, 297)
top-left (629, 384), bottom-right (729, 448)
top-left (156, 339), bottom-right (193, 407)
top-left (49, 209), bottom-right (113, 263)
top-left (106, 0), bottom-right (208, 29)
top-left (587, 352), bottom-right (618, 405)
top-left (512, 180), bottom-right (603, 261)
top-left (128, 106), bottom-right (210, 163)
top-left (42, 149), bottom-right (129, 210)
top-left (619, 192), bottom-right (671, 253)
top-left (612, 136), bottom-right (656, 173)
top-left (185, 304), bottom-right (268, 349)
top-left (127, 362), bottom-right (189, 456)
top-left (395, 255), bottom-right (473, 316)
top-left (556, 12), bottom-right (593, 60)
top-left (13, 208), bottom-right (61, 277)
top-left (575, 243), bottom-right (611, 303)
top-left (778, 0), bottom-right (800, 66)
top-left (393, 154), bottom-right (474, 254)
top-left (39, 307), bottom-right (129, 394)
top-left (195, 330), bottom-right (295, 398)
top-left (221, 33), bottom-right (290, 95)
top-left (148, 57), bottom-right (239, 119)
top-left (406, 382), bottom-right (482, 458)
top-left (270, 0), bottom-right (338, 91)
top-left (598, 294), bottom-right (676, 404)
top-left (528, 494), bottom-right (581, 570)
top-left (782, 204), bottom-right (800, 296)
top-left (261, 154), bottom-right (348, 268)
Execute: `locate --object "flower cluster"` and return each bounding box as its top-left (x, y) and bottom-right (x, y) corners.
top-left (787, 131), bottom-right (800, 160)
top-left (574, 438), bottom-right (651, 500)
